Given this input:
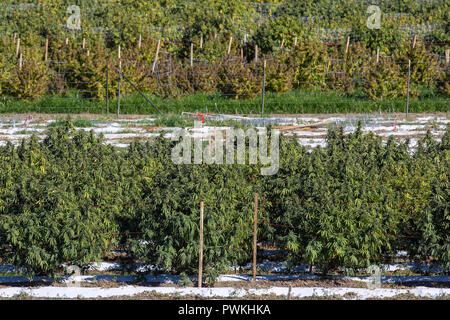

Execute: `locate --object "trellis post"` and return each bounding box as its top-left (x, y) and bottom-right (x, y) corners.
top-left (406, 59), bottom-right (411, 117)
top-left (198, 201), bottom-right (204, 288)
top-left (253, 193), bottom-right (258, 282)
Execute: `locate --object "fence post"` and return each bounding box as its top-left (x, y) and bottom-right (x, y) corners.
top-left (406, 59), bottom-right (411, 117)
top-left (227, 36), bottom-right (233, 55)
top-left (253, 193), bottom-right (258, 282)
top-left (117, 65), bottom-right (121, 118)
top-left (44, 38), bottom-right (48, 62)
top-left (190, 42), bottom-right (194, 67)
top-left (198, 201), bottom-right (204, 288)
top-left (152, 40), bottom-right (161, 73)
top-left (106, 66), bottom-right (109, 116)
top-left (345, 36), bottom-right (350, 56)
top-left (16, 37), bottom-right (20, 57)
top-left (261, 60), bottom-right (266, 115)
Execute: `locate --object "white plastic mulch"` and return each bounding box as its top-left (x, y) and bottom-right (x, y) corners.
top-left (0, 285), bottom-right (449, 299)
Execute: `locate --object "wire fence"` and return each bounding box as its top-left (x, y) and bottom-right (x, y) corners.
top-left (1, 38), bottom-right (449, 115)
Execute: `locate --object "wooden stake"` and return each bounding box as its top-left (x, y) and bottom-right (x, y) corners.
top-left (13, 33), bottom-right (17, 43)
top-left (198, 201), bottom-right (204, 288)
top-left (446, 49), bottom-right (449, 65)
top-left (294, 37), bottom-right (297, 47)
top-left (280, 38), bottom-right (284, 49)
top-left (19, 53), bottom-right (22, 71)
top-left (227, 36), bottom-right (233, 55)
top-left (262, 60), bottom-right (266, 115)
top-left (152, 40), bottom-right (161, 73)
top-left (345, 36), bottom-right (350, 55)
top-left (44, 38), bottom-right (48, 62)
top-left (106, 66), bottom-right (109, 115)
top-left (200, 35), bottom-right (203, 49)
top-left (214, 126), bottom-right (217, 152)
top-left (412, 35), bottom-right (417, 49)
top-left (138, 34), bottom-right (142, 49)
top-left (376, 48), bottom-right (380, 64)
top-left (240, 47), bottom-right (243, 59)
top-left (190, 42), bottom-right (194, 67)
top-left (82, 38), bottom-right (85, 50)
top-left (255, 44), bottom-right (258, 62)
top-left (406, 59), bottom-right (411, 117)
top-left (16, 37), bottom-right (20, 57)
top-left (87, 50), bottom-right (90, 57)
top-left (253, 193), bottom-right (258, 282)
top-left (118, 45), bottom-right (121, 69)
top-left (65, 38), bottom-right (69, 46)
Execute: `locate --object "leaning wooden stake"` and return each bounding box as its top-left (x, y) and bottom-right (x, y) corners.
top-left (345, 36), bottom-right (350, 55)
top-left (294, 37), bottom-right (298, 47)
top-left (412, 35), bottom-right (417, 49)
top-left (253, 193), bottom-right (258, 282)
top-left (198, 201), bottom-right (204, 288)
top-left (18, 53), bottom-right (22, 71)
top-left (227, 36), bottom-right (233, 55)
top-left (152, 40), bottom-right (161, 73)
top-left (44, 38), bottom-right (49, 62)
top-left (16, 37), bottom-right (20, 57)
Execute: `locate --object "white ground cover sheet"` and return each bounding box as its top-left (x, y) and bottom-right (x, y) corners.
top-left (0, 285), bottom-right (449, 299)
